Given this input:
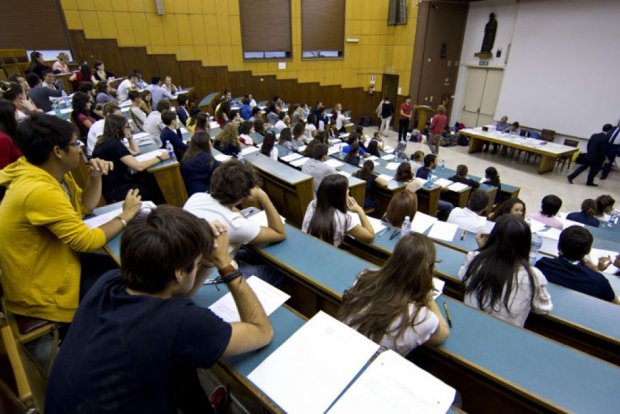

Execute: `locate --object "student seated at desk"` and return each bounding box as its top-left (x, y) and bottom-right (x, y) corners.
top-left (185, 105), bottom-right (201, 133)
top-left (415, 154), bottom-right (454, 219)
top-left (213, 123), bottom-right (241, 157)
top-left (529, 195), bottom-right (563, 230)
top-left (160, 110), bottom-right (187, 159)
top-left (0, 114), bottom-right (142, 323)
top-left (93, 114), bottom-right (167, 203)
top-left (302, 174), bottom-right (375, 246)
top-left (86, 102), bottom-right (121, 157)
top-left (139, 89), bottom-right (152, 115)
top-left (277, 127), bottom-right (294, 152)
top-left (342, 133), bottom-right (368, 157)
top-left (259, 131), bottom-right (279, 160)
top-left (410, 151), bottom-right (425, 173)
top-left (143, 99), bottom-right (171, 146)
top-left (116, 72), bottom-right (137, 102)
top-left (460, 215), bottom-right (553, 327)
top-left (128, 90), bottom-right (147, 132)
top-left (566, 199), bottom-right (600, 227)
top-left (384, 162), bottom-right (421, 194)
top-left (274, 111), bottom-right (289, 131)
top-left (239, 120), bottom-right (254, 145)
top-left (535, 226), bottom-right (619, 304)
top-left (0, 99), bottom-right (22, 170)
top-left (344, 142), bottom-right (362, 166)
top-left (176, 94), bottom-right (189, 126)
top-left (489, 197), bottom-right (526, 221)
top-left (384, 190), bottom-right (418, 227)
top-left (45, 206), bottom-right (273, 414)
top-left (353, 160), bottom-right (378, 209)
top-left (181, 132), bottom-right (221, 196)
top-left (293, 122), bottom-right (310, 146)
top-left (95, 81), bottom-right (119, 106)
top-left (71, 92), bottom-right (96, 140)
top-left (366, 138), bottom-right (382, 158)
top-left (341, 233), bottom-right (450, 356)
top-left (302, 143), bottom-right (337, 194)
top-left (184, 160), bottom-right (287, 284)
top-left (594, 194), bottom-right (615, 223)
top-left (448, 164), bottom-right (480, 189)
top-left (448, 190), bottom-right (491, 234)
top-left (482, 166), bottom-right (501, 203)
top-left (26, 72), bottom-right (62, 113)
top-left (305, 113), bottom-right (317, 139)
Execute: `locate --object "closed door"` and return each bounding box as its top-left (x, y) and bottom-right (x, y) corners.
top-left (460, 68), bottom-right (504, 127)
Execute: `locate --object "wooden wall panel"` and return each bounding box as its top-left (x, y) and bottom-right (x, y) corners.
top-left (69, 30), bottom-right (384, 122)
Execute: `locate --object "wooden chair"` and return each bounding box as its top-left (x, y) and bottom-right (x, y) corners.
top-left (540, 129), bottom-right (556, 142)
top-left (556, 139), bottom-right (579, 171)
top-left (0, 311), bottom-right (47, 413)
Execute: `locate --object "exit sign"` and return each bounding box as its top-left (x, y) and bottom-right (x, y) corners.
top-left (478, 60), bottom-right (489, 67)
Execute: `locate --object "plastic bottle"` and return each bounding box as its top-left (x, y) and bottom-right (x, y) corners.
top-left (425, 173), bottom-right (433, 189)
top-left (440, 160), bottom-right (445, 171)
top-left (53, 101), bottom-right (61, 117)
top-left (608, 211), bottom-right (617, 228)
top-left (165, 141), bottom-right (176, 162)
top-left (401, 216), bottom-right (411, 237)
top-left (529, 233), bottom-right (543, 265)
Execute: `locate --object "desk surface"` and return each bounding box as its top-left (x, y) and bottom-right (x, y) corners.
top-left (461, 128), bottom-right (578, 156)
top-left (244, 152), bottom-right (313, 185)
top-left (254, 223), bottom-right (620, 412)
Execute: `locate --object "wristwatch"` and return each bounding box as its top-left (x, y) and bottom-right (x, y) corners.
top-left (115, 216), bottom-right (127, 228)
top-left (217, 260), bottom-right (242, 284)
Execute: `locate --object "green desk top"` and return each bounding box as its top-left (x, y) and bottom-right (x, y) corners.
top-left (244, 152), bottom-right (313, 185)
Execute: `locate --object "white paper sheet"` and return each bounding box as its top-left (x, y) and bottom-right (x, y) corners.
top-left (528, 219), bottom-right (547, 233)
top-left (84, 201), bottom-right (157, 229)
top-left (434, 178), bottom-right (453, 188)
top-left (383, 146), bottom-right (394, 153)
top-left (132, 132), bottom-right (151, 141)
top-left (248, 311), bottom-right (379, 414)
top-left (245, 210), bottom-right (286, 227)
top-left (588, 248), bottom-right (620, 275)
top-left (537, 227), bottom-right (562, 241)
top-left (290, 157), bottom-right (309, 167)
top-left (559, 218), bottom-right (584, 228)
top-left (381, 154), bottom-right (395, 161)
top-left (209, 121), bottom-right (220, 129)
top-left (297, 145), bottom-right (307, 153)
top-left (241, 146), bottom-right (260, 156)
top-left (485, 220), bottom-right (495, 234)
top-left (432, 278), bottom-right (445, 300)
top-left (208, 276), bottom-right (290, 323)
top-left (411, 212), bottom-right (438, 234)
top-left (366, 216), bottom-right (386, 235)
top-left (328, 146), bottom-right (342, 155)
top-left (134, 149), bottom-right (166, 162)
top-left (337, 170), bottom-right (351, 177)
top-left (214, 153), bottom-right (232, 162)
top-left (325, 159), bottom-right (344, 168)
top-left (368, 155), bottom-right (379, 161)
top-left (328, 350), bottom-right (455, 414)
top-left (385, 162), bottom-right (400, 170)
top-left (428, 221), bottom-right (459, 242)
top-left (446, 182), bottom-right (468, 192)
top-left (377, 174), bottom-right (393, 183)
top-left (281, 152), bottom-right (303, 162)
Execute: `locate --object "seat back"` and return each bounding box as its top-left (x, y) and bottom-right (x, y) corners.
top-left (563, 138), bottom-right (579, 148)
top-left (541, 129), bottom-right (556, 142)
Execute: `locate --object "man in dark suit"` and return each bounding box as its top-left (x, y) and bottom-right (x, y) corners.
top-left (568, 124), bottom-right (612, 186)
top-left (600, 120), bottom-right (620, 180)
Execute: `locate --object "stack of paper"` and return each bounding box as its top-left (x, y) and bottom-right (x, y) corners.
top-left (297, 145), bottom-right (307, 153)
top-left (428, 221), bottom-right (459, 242)
top-left (434, 178), bottom-right (453, 188)
top-left (328, 350), bottom-right (455, 414)
top-left (214, 153), bottom-right (232, 162)
top-left (446, 182), bottom-right (468, 192)
top-left (290, 157), bottom-right (309, 167)
top-left (377, 174), bottom-right (393, 183)
top-left (248, 312), bottom-right (379, 414)
top-left (411, 212), bottom-right (438, 234)
top-left (84, 201), bottom-right (157, 229)
top-left (135, 149), bottom-right (166, 162)
top-left (281, 153), bottom-right (303, 162)
top-left (385, 162), bottom-right (400, 170)
top-left (381, 154), bottom-right (395, 161)
top-left (208, 276), bottom-right (290, 322)
top-left (325, 159), bottom-right (344, 168)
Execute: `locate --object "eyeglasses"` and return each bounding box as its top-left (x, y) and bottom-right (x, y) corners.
top-left (68, 140), bottom-right (84, 148)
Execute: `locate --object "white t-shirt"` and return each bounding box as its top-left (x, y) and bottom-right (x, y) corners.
top-left (447, 207), bottom-right (487, 234)
top-left (274, 120), bottom-right (288, 131)
top-left (117, 79), bottom-right (134, 102)
top-left (304, 123), bottom-right (317, 139)
top-left (87, 119), bottom-right (105, 156)
top-left (378, 304), bottom-right (438, 356)
top-left (459, 251), bottom-right (553, 327)
top-left (269, 147), bottom-right (278, 160)
top-left (183, 193), bottom-right (260, 256)
top-left (143, 111), bottom-right (164, 146)
top-left (301, 200), bottom-right (360, 246)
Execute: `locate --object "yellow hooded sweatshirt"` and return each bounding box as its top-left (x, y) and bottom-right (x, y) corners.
top-left (0, 158), bottom-right (106, 323)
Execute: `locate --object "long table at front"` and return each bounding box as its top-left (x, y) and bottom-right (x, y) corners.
top-left (460, 128), bottom-right (579, 174)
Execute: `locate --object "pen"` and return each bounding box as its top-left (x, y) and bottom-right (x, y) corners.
top-left (389, 228), bottom-right (400, 240)
top-left (443, 301), bottom-right (452, 328)
top-left (376, 227), bottom-right (389, 237)
top-left (460, 230), bottom-right (467, 240)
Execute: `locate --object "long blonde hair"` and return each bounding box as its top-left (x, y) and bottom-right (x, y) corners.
top-left (214, 123), bottom-right (240, 148)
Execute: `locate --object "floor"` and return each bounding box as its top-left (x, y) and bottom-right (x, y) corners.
top-left (375, 127), bottom-right (620, 215)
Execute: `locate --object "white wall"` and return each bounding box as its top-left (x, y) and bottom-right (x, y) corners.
top-left (451, 0), bottom-right (518, 126)
top-left (453, 0), bottom-right (620, 142)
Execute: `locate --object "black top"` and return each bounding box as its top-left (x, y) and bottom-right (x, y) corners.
top-left (535, 257), bottom-right (615, 302)
top-left (92, 139), bottom-right (131, 192)
top-left (449, 174), bottom-right (480, 189)
top-left (45, 270), bottom-right (232, 414)
top-left (587, 131), bottom-right (609, 162)
top-left (381, 102), bottom-right (394, 118)
top-left (416, 166), bottom-right (432, 179)
top-left (181, 152), bottom-right (221, 195)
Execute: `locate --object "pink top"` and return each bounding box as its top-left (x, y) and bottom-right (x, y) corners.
top-left (429, 113), bottom-right (447, 135)
top-left (0, 131), bottom-right (23, 169)
top-left (529, 212), bottom-right (564, 230)
top-left (52, 61), bottom-right (70, 74)
top-left (400, 102), bottom-right (413, 120)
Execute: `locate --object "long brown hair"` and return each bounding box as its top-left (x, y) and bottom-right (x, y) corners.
top-left (385, 191), bottom-right (418, 227)
top-left (182, 131), bottom-right (213, 164)
top-left (214, 123), bottom-right (240, 148)
top-left (341, 233), bottom-right (436, 343)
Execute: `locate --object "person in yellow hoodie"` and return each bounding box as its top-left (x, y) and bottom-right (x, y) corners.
top-left (0, 113), bottom-right (142, 323)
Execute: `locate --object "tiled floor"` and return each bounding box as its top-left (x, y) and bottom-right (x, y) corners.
top-left (375, 128), bottom-right (620, 214)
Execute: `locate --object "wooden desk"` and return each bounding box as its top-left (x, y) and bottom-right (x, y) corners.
top-left (461, 128), bottom-right (578, 174)
top-left (243, 152), bottom-right (314, 227)
top-left (140, 141), bottom-right (189, 206)
top-left (432, 166), bottom-right (516, 205)
top-left (414, 105), bottom-right (434, 131)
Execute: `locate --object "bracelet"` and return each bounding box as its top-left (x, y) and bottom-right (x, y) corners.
top-left (115, 216), bottom-right (127, 228)
top-left (219, 269), bottom-right (243, 284)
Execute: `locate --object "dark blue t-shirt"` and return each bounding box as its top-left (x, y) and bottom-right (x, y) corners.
top-left (45, 270), bottom-right (232, 414)
top-left (566, 211), bottom-right (600, 228)
top-left (181, 152), bottom-right (221, 196)
top-left (535, 256), bottom-right (615, 302)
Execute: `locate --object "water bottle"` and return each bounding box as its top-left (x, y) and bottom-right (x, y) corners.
top-left (425, 173), bottom-right (433, 189)
top-left (63, 95), bottom-right (69, 109)
top-left (401, 216), bottom-right (411, 237)
top-left (440, 160), bottom-right (445, 171)
top-left (529, 233), bottom-right (543, 265)
top-left (165, 141), bottom-right (176, 162)
top-left (237, 152), bottom-right (244, 163)
top-left (53, 101), bottom-right (61, 117)
top-left (608, 211), bottom-right (617, 228)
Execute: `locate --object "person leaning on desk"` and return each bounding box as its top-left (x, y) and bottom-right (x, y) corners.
top-left (45, 206), bottom-right (273, 414)
top-left (0, 114), bottom-right (142, 324)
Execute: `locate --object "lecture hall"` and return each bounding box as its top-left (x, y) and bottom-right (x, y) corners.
top-left (0, 0), bottom-right (619, 413)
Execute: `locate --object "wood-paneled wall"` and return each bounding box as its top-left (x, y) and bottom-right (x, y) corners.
top-left (69, 30), bottom-right (384, 123)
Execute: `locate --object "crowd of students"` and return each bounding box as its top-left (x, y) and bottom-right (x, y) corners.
top-left (0, 59), bottom-right (619, 412)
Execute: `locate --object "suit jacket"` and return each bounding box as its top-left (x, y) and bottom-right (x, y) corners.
top-left (587, 131), bottom-right (609, 162)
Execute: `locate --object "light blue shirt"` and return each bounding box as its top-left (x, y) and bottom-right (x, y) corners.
top-left (146, 84), bottom-right (175, 110)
